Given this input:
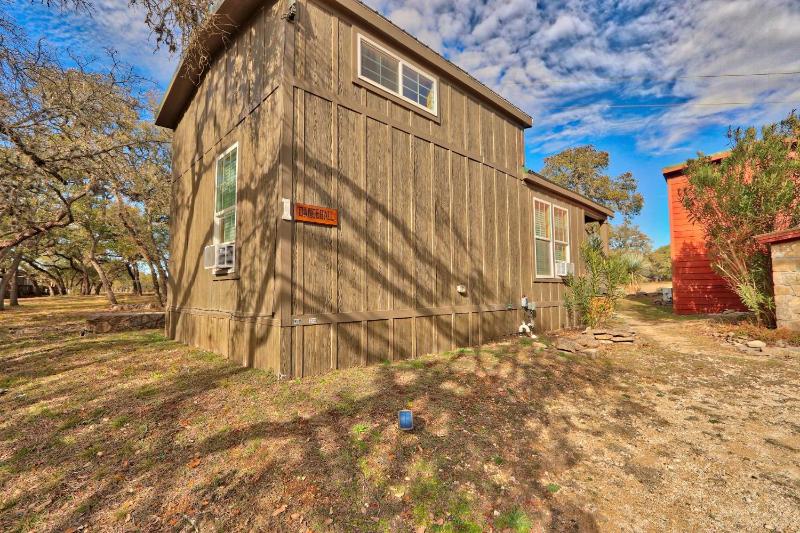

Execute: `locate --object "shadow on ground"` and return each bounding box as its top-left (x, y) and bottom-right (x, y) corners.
top-left (0, 298), bottom-right (664, 531)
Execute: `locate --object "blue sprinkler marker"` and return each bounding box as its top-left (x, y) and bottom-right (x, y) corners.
top-left (398, 409), bottom-right (414, 431)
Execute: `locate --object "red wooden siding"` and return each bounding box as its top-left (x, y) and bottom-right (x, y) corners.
top-left (665, 173), bottom-right (746, 314)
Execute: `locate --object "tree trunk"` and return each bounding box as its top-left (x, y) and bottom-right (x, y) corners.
top-left (81, 268), bottom-right (90, 295)
top-left (10, 271), bottom-right (19, 306)
top-left (29, 276), bottom-right (41, 296)
top-left (113, 192), bottom-right (167, 307)
top-left (23, 259), bottom-right (65, 297)
top-left (126, 262), bottom-right (143, 295)
top-left (148, 261), bottom-right (165, 308)
top-left (89, 256), bottom-right (118, 305)
top-left (0, 249), bottom-right (23, 311)
top-left (155, 260), bottom-right (169, 306)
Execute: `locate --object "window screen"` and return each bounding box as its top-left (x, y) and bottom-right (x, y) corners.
top-left (534, 200), bottom-right (551, 239)
top-left (534, 200), bottom-right (553, 277)
top-left (536, 240), bottom-right (552, 278)
top-left (360, 40), bottom-right (399, 93)
top-left (402, 65), bottom-right (436, 111)
top-left (215, 146), bottom-right (238, 244)
top-left (358, 35), bottom-right (438, 115)
top-left (553, 207), bottom-right (569, 265)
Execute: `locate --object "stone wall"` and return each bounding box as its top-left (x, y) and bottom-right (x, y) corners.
top-left (86, 312), bottom-right (165, 334)
top-left (771, 240), bottom-right (800, 331)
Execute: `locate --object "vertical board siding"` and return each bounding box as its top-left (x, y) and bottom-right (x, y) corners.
top-left (365, 119), bottom-right (390, 310)
top-left (413, 138), bottom-right (434, 308)
top-left (666, 175), bottom-right (745, 314)
top-left (336, 105), bottom-right (364, 312)
top-left (433, 146), bottom-right (452, 307)
top-left (451, 154), bottom-right (469, 299)
top-left (298, 92), bottom-right (336, 314)
top-left (482, 167), bottom-right (497, 301)
top-left (169, 0), bottom-right (607, 377)
top-left (468, 161), bottom-right (484, 304)
top-left (391, 129), bottom-right (414, 310)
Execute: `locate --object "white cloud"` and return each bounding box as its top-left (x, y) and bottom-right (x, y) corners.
top-left (10, 0), bottom-right (177, 87)
top-left (12, 0), bottom-right (799, 157)
top-left (363, 0), bottom-right (800, 156)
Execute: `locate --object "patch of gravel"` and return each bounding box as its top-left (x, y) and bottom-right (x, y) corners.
top-left (548, 310), bottom-right (800, 532)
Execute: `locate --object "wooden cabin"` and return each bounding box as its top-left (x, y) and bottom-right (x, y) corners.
top-left (155, 0), bottom-right (613, 378)
top-left (663, 152), bottom-right (746, 314)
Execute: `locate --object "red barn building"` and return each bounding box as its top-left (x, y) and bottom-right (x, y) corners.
top-left (663, 152), bottom-right (746, 314)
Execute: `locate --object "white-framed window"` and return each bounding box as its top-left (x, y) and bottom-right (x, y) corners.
top-left (214, 143), bottom-right (238, 246)
top-left (553, 206), bottom-right (570, 267)
top-left (534, 199), bottom-right (553, 278)
top-left (357, 34), bottom-right (438, 116)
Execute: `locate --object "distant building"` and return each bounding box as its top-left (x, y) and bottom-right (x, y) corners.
top-left (1, 273), bottom-right (46, 299)
top-left (663, 152), bottom-right (746, 314)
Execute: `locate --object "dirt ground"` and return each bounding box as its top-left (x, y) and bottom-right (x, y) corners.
top-left (1, 296), bottom-right (798, 532)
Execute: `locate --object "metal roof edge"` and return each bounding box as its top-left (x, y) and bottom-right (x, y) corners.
top-left (524, 171), bottom-right (615, 218)
top-left (156, 0), bottom-right (534, 130)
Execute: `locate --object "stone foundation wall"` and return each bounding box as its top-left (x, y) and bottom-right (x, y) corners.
top-left (771, 240), bottom-right (800, 331)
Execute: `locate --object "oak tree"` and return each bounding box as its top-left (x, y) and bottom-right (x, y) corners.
top-left (541, 146), bottom-right (644, 220)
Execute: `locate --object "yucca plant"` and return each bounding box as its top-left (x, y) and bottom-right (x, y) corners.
top-left (564, 235), bottom-right (634, 328)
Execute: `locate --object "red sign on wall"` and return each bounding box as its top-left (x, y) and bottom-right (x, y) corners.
top-left (294, 202), bottom-right (338, 226)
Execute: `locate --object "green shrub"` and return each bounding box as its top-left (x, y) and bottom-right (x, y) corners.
top-left (564, 235), bottom-right (633, 328)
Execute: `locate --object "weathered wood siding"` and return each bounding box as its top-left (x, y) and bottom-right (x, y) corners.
top-left (166, 0), bottom-right (607, 378)
top-left (283, 0), bottom-right (588, 375)
top-left (166, 1), bottom-right (285, 373)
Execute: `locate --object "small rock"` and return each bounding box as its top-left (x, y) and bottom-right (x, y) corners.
top-left (612, 337), bottom-right (636, 343)
top-left (594, 334), bottom-right (614, 340)
top-left (577, 335), bottom-right (601, 348)
top-left (531, 342), bottom-right (548, 350)
top-left (747, 340), bottom-right (767, 349)
top-left (582, 348), bottom-right (600, 357)
top-left (555, 339), bottom-right (581, 353)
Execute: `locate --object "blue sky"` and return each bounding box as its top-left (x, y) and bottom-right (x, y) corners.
top-left (10, 0), bottom-right (800, 247)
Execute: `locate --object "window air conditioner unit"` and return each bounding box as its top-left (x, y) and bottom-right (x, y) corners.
top-left (555, 262), bottom-right (574, 277)
top-left (203, 243), bottom-right (236, 271)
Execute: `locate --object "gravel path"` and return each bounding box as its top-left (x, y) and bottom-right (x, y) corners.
top-left (549, 310), bottom-right (800, 532)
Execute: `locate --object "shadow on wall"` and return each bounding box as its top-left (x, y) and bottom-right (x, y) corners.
top-left (169, 11), bottom-right (575, 376)
top-left (672, 240), bottom-right (745, 315)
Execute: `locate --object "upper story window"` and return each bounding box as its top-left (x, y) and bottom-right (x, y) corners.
top-left (215, 144), bottom-right (238, 245)
top-left (357, 34), bottom-right (438, 116)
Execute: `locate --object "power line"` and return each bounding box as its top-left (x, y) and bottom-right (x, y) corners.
top-left (549, 100), bottom-right (800, 110)
top-left (530, 70), bottom-right (800, 85)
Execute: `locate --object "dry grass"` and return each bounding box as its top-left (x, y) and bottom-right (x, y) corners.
top-left (1, 296), bottom-right (798, 532)
top-left (716, 321), bottom-right (800, 346)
